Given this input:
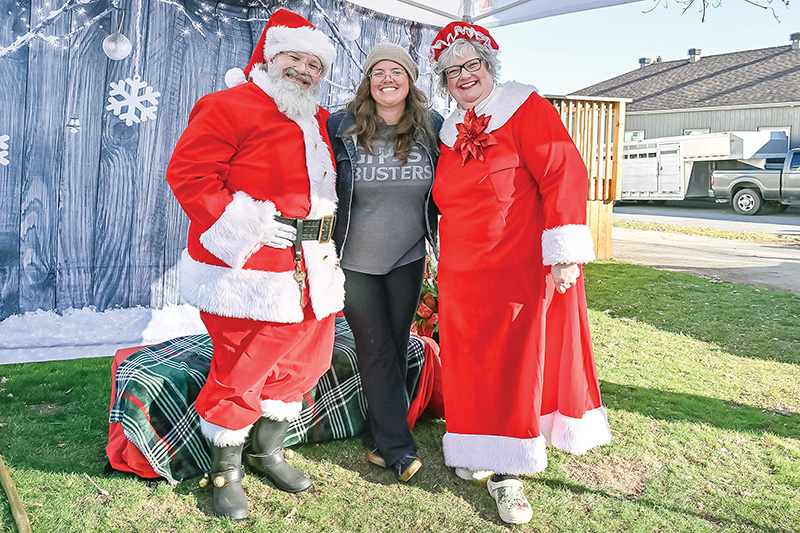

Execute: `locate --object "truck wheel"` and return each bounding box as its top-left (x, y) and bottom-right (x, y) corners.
top-left (732, 188), bottom-right (763, 215)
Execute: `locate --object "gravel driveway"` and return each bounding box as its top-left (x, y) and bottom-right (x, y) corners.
top-left (611, 200), bottom-right (800, 294)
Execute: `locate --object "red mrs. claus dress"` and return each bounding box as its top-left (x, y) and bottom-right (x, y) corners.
top-left (433, 82), bottom-right (612, 475)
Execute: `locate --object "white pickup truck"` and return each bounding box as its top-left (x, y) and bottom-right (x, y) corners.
top-left (711, 149), bottom-right (800, 215)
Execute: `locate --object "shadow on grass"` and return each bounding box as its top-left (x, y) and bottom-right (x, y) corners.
top-left (584, 261), bottom-right (800, 366)
top-left (601, 381), bottom-right (800, 439)
top-left (535, 477), bottom-right (784, 533)
top-left (297, 424), bottom-right (509, 527)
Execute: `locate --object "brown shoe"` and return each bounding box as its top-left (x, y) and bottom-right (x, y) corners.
top-left (367, 448), bottom-right (387, 468)
top-left (393, 455), bottom-right (422, 482)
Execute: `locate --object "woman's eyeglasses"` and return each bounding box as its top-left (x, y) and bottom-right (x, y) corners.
top-left (443, 58), bottom-right (483, 79)
top-left (369, 69), bottom-right (408, 83)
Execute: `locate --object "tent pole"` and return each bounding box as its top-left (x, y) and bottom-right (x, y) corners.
top-left (460, 0), bottom-right (473, 22)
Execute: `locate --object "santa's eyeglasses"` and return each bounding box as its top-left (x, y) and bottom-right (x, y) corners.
top-left (277, 51), bottom-right (323, 77)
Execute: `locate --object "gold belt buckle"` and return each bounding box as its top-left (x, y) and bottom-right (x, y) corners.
top-left (317, 215), bottom-right (334, 243)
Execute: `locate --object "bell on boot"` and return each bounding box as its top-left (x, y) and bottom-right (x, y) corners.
top-left (245, 417), bottom-right (312, 493)
top-left (207, 443), bottom-right (248, 520)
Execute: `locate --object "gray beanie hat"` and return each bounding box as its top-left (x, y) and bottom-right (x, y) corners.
top-left (363, 43), bottom-right (419, 82)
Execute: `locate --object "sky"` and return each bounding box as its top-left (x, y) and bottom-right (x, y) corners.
top-left (490, 0), bottom-right (798, 95)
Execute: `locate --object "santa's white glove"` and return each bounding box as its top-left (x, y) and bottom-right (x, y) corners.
top-left (260, 216), bottom-right (297, 249)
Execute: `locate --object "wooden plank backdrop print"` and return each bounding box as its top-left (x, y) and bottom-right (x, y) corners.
top-left (0, 0), bottom-right (623, 320)
top-left (0, 0), bottom-right (28, 318)
top-left (0, 0), bottom-right (439, 320)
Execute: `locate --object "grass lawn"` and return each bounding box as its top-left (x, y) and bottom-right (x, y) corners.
top-left (1, 260), bottom-right (798, 532)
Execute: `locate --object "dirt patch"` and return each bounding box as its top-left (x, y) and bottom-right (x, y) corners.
top-left (128, 495), bottom-right (200, 524)
top-left (30, 404), bottom-right (61, 415)
top-left (562, 455), bottom-right (649, 498)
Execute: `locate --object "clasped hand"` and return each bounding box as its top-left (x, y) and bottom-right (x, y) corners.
top-left (551, 263), bottom-right (580, 294)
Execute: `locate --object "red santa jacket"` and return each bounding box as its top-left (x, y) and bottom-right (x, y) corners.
top-left (166, 69), bottom-right (344, 323)
top-left (438, 82), bottom-right (596, 265)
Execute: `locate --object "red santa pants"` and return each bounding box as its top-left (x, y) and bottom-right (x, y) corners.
top-left (195, 306), bottom-right (335, 431)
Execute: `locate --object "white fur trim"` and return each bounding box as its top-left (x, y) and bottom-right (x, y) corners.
top-left (179, 249), bottom-right (304, 323)
top-left (291, 116), bottom-right (344, 319)
top-left (440, 81), bottom-right (537, 147)
top-left (264, 25), bottom-right (336, 76)
top-left (259, 399), bottom-right (303, 421)
top-left (443, 406), bottom-right (611, 474)
top-left (200, 418), bottom-right (253, 447)
top-left (541, 224), bottom-right (596, 265)
top-left (443, 432), bottom-right (549, 475)
top-left (199, 191), bottom-right (281, 269)
top-left (303, 240), bottom-right (345, 318)
top-left (540, 406), bottom-right (612, 455)
top-left (225, 67), bottom-right (247, 88)
top-left (292, 117), bottom-right (337, 218)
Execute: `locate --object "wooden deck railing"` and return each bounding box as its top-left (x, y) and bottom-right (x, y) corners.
top-left (547, 95), bottom-right (631, 259)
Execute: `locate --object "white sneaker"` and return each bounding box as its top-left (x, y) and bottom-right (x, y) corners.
top-left (487, 476), bottom-right (533, 524)
top-left (454, 467), bottom-right (493, 480)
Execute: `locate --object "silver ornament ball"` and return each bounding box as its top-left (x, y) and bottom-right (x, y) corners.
top-left (338, 15), bottom-right (361, 41)
top-left (103, 33), bottom-right (132, 61)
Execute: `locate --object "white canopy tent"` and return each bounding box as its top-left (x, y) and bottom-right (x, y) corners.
top-left (345, 0), bottom-right (644, 28)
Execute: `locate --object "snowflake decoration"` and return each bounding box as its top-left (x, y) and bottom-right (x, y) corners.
top-left (0, 134), bottom-right (9, 166)
top-left (106, 75), bottom-right (161, 126)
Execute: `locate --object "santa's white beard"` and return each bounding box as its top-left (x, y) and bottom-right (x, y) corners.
top-left (262, 67), bottom-right (320, 120)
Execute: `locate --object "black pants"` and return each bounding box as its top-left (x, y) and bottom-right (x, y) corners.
top-left (342, 257), bottom-right (425, 468)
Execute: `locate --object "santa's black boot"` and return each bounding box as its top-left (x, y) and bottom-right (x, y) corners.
top-left (245, 417), bottom-right (312, 493)
top-left (205, 443), bottom-right (248, 520)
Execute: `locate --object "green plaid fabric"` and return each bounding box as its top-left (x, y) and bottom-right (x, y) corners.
top-left (109, 317), bottom-right (424, 484)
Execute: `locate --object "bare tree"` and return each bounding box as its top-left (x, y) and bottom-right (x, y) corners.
top-left (645, 0), bottom-right (791, 22)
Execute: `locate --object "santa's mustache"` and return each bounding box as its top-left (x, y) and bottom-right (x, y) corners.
top-left (283, 67), bottom-right (313, 87)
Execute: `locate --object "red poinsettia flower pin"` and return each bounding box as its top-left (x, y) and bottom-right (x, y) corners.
top-left (453, 108), bottom-right (497, 165)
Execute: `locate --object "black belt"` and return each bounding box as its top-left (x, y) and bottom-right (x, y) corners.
top-left (275, 214), bottom-right (335, 264)
top-left (275, 215), bottom-right (335, 244)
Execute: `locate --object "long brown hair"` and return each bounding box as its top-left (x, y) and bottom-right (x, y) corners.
top-left (345, 76), bottom-right (436, 165)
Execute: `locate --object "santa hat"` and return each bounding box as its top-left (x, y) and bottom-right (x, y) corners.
top-left (428, 21), bottom-right (499, 64)
top-left (225, 9), bottom-right (336, 88)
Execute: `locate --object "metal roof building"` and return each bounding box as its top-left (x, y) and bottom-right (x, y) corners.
top-left (572, 33), bottom-right (800, 148)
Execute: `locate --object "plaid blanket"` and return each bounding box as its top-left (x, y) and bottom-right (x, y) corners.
top-left (108, 317), bottom-right (425, 484)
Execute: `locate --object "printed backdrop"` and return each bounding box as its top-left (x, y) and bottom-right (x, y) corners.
top-left (0, 0), bottom-right (440, 320)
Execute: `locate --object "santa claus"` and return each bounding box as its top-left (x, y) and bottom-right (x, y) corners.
top-left (166, 9), bottom-right (341, 520)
